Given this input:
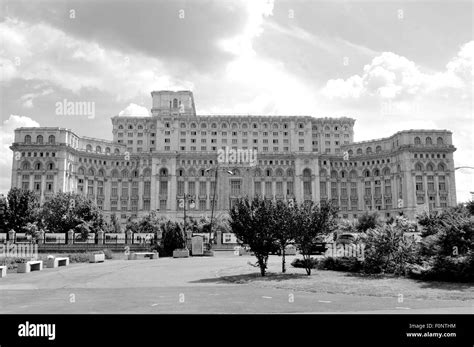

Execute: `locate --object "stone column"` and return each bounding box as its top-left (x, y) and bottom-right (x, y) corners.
top-left (67, 229), bottom-right (74, 245)
top-left (97, 230), bottom-right (104, 245)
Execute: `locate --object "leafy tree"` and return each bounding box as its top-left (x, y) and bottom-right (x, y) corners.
top-left (125, 217), bottom-right (140, 234)
top-left (5, 188), bottom-right (40, 233)
top-left (362, 224), bottom-right (420, 275)
top-left (294, 202), bottom-right (338, 275)
top-left (271, 200), bottom-right (296, 273)
top-left (229, 197), bottom-right (278, 276)
top-left (138, 211), bottom-right (162, 237)
top-left (41, 192), bottom-right (104, 236)
top-left (107, 213), bottom-right (122, 233)
top-left (160, 221), bottom-right (185, 256)
top-left (356, 211), bottom-right (381, 233)
top-left (466, 201), bottom-right (474, 216)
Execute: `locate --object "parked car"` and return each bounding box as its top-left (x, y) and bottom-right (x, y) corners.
top-left (335, 233), bottom-right (360, 245)
top-left (274, 244), bottom-right (297, 256)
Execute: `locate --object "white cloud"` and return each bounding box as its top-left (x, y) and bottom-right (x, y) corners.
top-left (322, 42), bottom-right (473, 100)
top-left (118, 103), bottom-right (150, 117)
top-left (19, 88), bottom-right (54, 108)
top-left (0, 115), bottom-right (40, 194)
top-left (0, 17), bottom-right (193, 101)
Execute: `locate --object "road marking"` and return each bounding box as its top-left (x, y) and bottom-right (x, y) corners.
top-left (262, 296), bottom-right (272, 299)
top-left (318, 300), bottom-right (332, 303)
top-left (151, 303), bottom-right (158, 306)
top-left (208, 294), bottom-right (220, 296)
top-left (396, 307), bottom-right (411, 310)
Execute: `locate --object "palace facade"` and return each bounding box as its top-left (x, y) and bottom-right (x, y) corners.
top-left (10, 90), bottom-right (457, 222)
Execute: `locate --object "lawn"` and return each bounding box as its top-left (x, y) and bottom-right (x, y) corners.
top-left (215, 256), bottom-right (474, 302)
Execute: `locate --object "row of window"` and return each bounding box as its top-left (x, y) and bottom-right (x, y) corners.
top-left (23, 135), bottom-right (55, 144)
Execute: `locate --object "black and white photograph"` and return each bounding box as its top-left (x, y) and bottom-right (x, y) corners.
top-left (0, 0), bottom-right (472, 345)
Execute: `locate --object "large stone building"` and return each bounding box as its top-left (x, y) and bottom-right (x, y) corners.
top-left (10, 90), bottom-right (457, 222)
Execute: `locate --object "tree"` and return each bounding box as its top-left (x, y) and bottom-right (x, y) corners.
top-left (41, 192), bottom-right (104, 236)
top-left (160, 220), bottom-right (185, 256)
top-left (271, 201), bottom-right (296, 273)
top-left (229, 197), bottom-right (278, 276)
top-left (356, 211), bottom-right (381, 233)
top-left (466, 201), bottom-right (474, 216)
top-left (294, 202), bottom-right (338, 275)
top-left (4, 188), bottom-right (40, 233)
top-left (107, 213), bottom-right (122, 233)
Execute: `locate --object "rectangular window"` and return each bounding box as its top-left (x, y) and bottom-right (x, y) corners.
top-left (177, 181), bottom-right (185, 195)
top-left (287, 181), bottom-right (294, 195)
top-left (121, 182), bottom-right (129, 197)
top-left (320, 182), bottom-right (327, 197)
top-left (199, 181), bottom-right (207, 196)
top-left (303, 181), bottom-right (311, 195)
top-left (276, 181), bottom-right (283, 195)
top-left (254, 181), bottom-right (261, 196)
top-left (159, 181), bottom-right (168, 196)
top-left (188, 181), bottom-right (195, 195)
top-left (159, 199), bottom-right (167, 210)
top-left (143, 199), bottom-right (150, 211)
top-left (143, 181), bottom-right (151, 197)
top-left (111, 182), bottom-right (118, 197)
top-left (199, 200), bottom-right (206, 211)
top-left (231, 180), bottom-right (241, 196)
top-left (265, 181), bottom-right (272, 197)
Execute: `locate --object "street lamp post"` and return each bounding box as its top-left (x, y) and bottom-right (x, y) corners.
top-left (205, 166), bottom-right (234, 249)
top-left (180, 194), bottom-right (195, 249)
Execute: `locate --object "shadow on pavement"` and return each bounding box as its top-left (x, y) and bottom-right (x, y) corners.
top-left (189, 272), bottom-right (307, 284)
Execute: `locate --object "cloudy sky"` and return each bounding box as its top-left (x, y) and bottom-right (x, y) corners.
top-left (0, 0), bottom-right (472, 201)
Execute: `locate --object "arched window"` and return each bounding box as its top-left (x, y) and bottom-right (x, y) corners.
top-left (188, 168), bottom-right (195, 177)
top-left (414, 137), bottom-right (421, 145)
top-left (319, 169), bottom-right (327, 177)
top-left (191, 123), bottom-right (197, 129)
top-left (98, 170), bottom-right (105, 177)
top-left (415, 162), bottom-right (423, 171)
top-left (303, 169), bottom-right (312, 178)
top-left (211, 123), bottom-right (217, 129)
top-left (266, 169), bottom-right (272, 177)
top-left (105, 147), bottom-right (111, 154)
top-left (350, 170), bottom-right (357, 179)
top-left (138, 125), bottom-right (143, 130)
top-left (437, 137), bottom-right (443, 145)
top-left (201, 123), bottom-right (207, 128)
top-left (47, 162), bottom-right (54, 170)
top-left (173, 98), bottom-right (178, 108)
top-left (86, 144), bottom-right (92, 152)
top-left (24, 135), bottom-right (31, 144)
top-left (180, 123), bottom-right (186, 128)
top-left (254, 168), bottom-right (262, 177)
top-left (366, 147), bottom-right (372, 154)
top-left (118, 125), bottom-right (124, 129)
top-left (340, 170), bottom-right (347, 179)
top-left (275, 168), bottom-right (283, 177)
top-left (114, 148), bottom-right (120, 154)
top-left (128, 124), bottom-right (133, 130)
top-left (122, 170), bottom-right (129, 178)
top-left (426, 137), bottom-right (432, 145)
top-left (287, 169), bottom-right (294, 177)
top-left (88, 168), bottom-right (95, 176)
top-left (22, 162), bottom-right (30, 170)
top-left (242, 123), bottom-right (248, 129)
top-left (364, 170), bottom-right (370, 178)
top-left (132, 170), bottom-right (139, 178)
top-left (348, 149), bottom-right (353, 156)
top-left (373, 169), bottom-right (380, 176)
top-left (221, 123), bottom-right (228, 129)
top-left (438, 163), bottom-right (445, 171)
top-left (34, 162), bottom-right (41, 170)
top-left (160, 168), bottom-right (168, 177)
top-left (143, 168), bottom-right (151, 177)
top-left (231, 123), bottom-right (238, 129)
top-left (78, 167), bottom-right (85, 175)
top-left (232, 169), bottom-right (241, 176)
top-left (426, 163), bottom-right (434, 172)
top-left (330, 170), bottom-right (337, 179)
top-left (36, 135), bottom-right (43, 144)
top-left (272, 123), bottom-right (279, 129)
top-left (48, 135), bottom-right (55, 144)
top-left (111, 169), bottom-right (119, 178)
top-left (357, 148), bottom-right (363, 155)
top-left (96, 146), bottom-right (101, 153)
top-left (383, 167), bottom-right (390, 176)
top-left (376, 146), bottom-right (382, 153)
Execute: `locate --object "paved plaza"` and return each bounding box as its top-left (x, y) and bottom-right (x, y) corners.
top-left (0, 252), bottom-right (472, 314)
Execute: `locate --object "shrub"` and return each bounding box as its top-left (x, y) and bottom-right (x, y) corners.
top-left (319, 256), bottom-right (362, 272)
top-left (362, 224), bottom-right (420, 275)
top-left (291, 257), bottom-right (319, 269)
